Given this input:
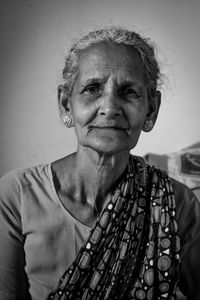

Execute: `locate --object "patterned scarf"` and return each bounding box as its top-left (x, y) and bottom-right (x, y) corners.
top-left (48, 155), bottom-right (180, 300)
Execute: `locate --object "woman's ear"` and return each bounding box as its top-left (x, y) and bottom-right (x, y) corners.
top-left (143, 91), bottom-right (161, 132)
top-left (57, 85), bottom-right (71, 118)
top-left (57, 85), bottom-right (74, 127)
top-left (146, 90), bottom-right (161, 124)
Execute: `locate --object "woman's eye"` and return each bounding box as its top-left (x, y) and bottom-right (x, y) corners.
top-left (120, 88), bottom-right (140, 99)
top-left (82, 84), bottom-right (101, 95)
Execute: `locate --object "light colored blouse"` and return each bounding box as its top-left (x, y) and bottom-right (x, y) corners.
top-left (0, 163), bottom-right (200, 299)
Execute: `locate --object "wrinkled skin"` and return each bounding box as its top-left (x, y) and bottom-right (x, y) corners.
top-left (60, 42), bottom-right (160, 156)
top-left (55, 42), bottom-right (161, 222)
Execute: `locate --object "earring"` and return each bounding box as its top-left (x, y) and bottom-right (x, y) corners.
top-left (143, 120), bottom-right (153, 132)
top-left (63, 115), bottom-right (74, 128)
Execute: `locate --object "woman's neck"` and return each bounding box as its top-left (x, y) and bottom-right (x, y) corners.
top-left (73, 146), bottom-right (130, 213)
top-left (52, 146), bottom-right (130, 223)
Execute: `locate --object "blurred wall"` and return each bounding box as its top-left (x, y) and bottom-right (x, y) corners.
top-left (0, 0), bottom-right (200, 176)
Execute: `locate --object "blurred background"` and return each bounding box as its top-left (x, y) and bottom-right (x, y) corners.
top-left (0, 0), bottom-right (200, 177)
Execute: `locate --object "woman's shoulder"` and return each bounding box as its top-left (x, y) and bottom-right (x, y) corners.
top-left (143, 157), bottom-right (199, 212)
top-left (169, 177), bottom-right (200, 216)
top-left (0, 163), bottom-right (52, 206)
top-left (1, 163), bottom-right (51, 184)
top-left (145, 158), bottom-right (200, 233)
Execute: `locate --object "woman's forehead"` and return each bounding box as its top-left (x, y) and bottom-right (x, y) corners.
top-left (76, 42), bottom-right (145, 84)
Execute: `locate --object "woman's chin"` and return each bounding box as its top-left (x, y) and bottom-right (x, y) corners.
top-left (76, 128), bottom-right (140, 155)
top-left (80, 138), bottom-right (133, 155)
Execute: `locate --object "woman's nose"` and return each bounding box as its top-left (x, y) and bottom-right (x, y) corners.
top-left (98, 90), bottom-right (122, 118)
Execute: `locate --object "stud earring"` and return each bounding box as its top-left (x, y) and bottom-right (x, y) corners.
top-left (63, 115), bottom-right (74, 128)
top-left (142, 120), bottom-right (153, 132)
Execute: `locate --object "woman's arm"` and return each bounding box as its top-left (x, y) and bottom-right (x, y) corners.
top-left (0, 171), bottom-right (30, 300)
top-left (173, 179), bottom-right (200, 299)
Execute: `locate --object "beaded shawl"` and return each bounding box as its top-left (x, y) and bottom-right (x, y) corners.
top-left (48, 155), bottom-right (180, 300)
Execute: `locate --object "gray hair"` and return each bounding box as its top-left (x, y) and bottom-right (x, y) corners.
top-left (62, 26), bottom-right (162, 100)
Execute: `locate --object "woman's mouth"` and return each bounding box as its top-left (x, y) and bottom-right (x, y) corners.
top-left (88, 125), bottom-right (131, 136)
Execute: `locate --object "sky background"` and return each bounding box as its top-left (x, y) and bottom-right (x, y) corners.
top-left (0, 0), bottom-right (200, 176)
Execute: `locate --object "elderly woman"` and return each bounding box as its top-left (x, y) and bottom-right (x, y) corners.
top-left (0, 26), bottom-right (200, 300)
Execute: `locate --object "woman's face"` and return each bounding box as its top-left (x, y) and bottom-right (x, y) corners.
top-left (68, 43), bottom-right (153, 154)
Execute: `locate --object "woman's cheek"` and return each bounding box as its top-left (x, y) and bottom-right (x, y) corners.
top-left (73, 108), bottom-right (95, 127)
top-left (79, 104), bottom-right (98, 125)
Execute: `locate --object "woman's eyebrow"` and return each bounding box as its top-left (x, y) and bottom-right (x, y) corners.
top-left (79, 76), bottom-right (106, 86)
top-left (79, 76), bottom-right (145, 91)
top-left (119, 80), bottom-right (142, 86)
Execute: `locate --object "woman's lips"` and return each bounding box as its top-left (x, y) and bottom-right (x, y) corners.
top-left (89, 125), bottom-right (131, 136)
